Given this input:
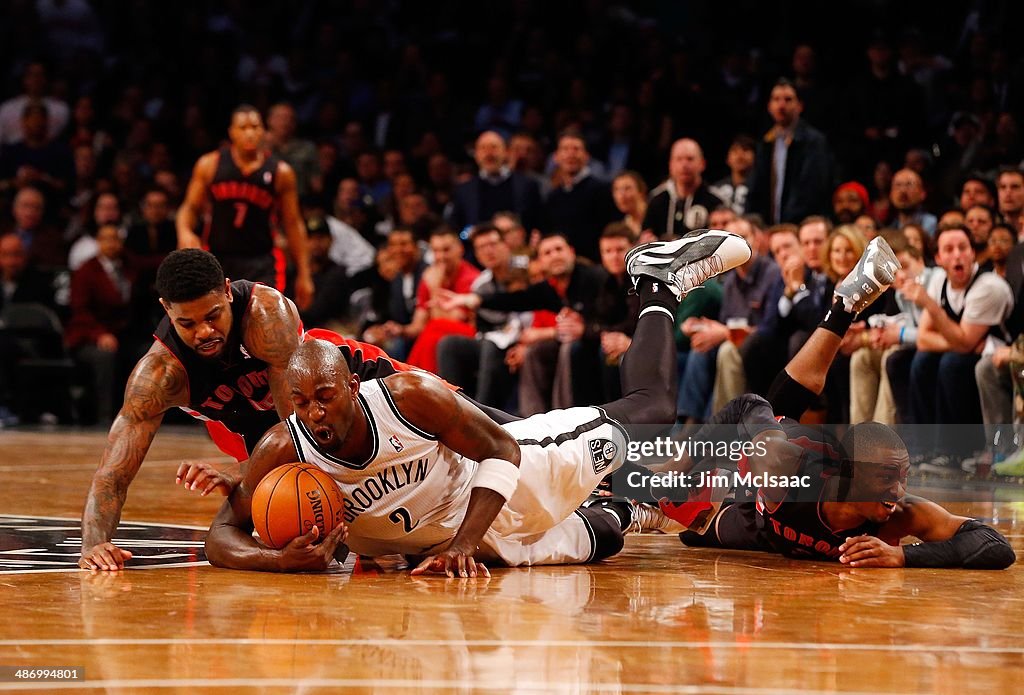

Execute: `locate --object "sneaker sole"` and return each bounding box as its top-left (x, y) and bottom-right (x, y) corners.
top-left (625, 230), bottom-right (745, 283)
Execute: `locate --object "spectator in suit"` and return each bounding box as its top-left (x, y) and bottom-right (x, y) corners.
top-left (0, 62), bottom-right (69, 146)
top-left (124, 187), bottom-right (176, 326)
top-left (65, 225), bottom-right (146, 424)
top-left (448, 130), bottom-right (541, 234)
top-left (0, 101), bottom-right (74, 200)
top-left (542, 129), bottom-right (618, 263)
top-left (592, 103), bottom-right (657, 184)
top-left (643, 138), bottom-right (725, 239)
top-left (4, 187), bottom-right (65, 271)
top-left (746, 78), bottom-right (834, 225)
top-left (0, 232), bottom-right (58, 424)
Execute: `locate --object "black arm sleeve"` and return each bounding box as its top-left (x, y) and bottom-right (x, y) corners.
top-left (478, 281), bottom-right (563, 313)
top-left (706, 393), bottom-right (785, 440)
top-left (902, 519), bottom-right (1016, 570)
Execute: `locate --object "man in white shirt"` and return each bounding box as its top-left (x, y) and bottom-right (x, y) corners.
top-left (900, 225), bottom-right (1014, 467)
top-left (0, 63), bottom-right (69, 145)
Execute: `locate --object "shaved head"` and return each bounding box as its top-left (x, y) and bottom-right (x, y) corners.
top-left (287, 339), bottom-right (350, 385)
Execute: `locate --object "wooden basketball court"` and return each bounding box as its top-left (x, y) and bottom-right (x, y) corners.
top-left (1, 427), bottom-right (1023, 693)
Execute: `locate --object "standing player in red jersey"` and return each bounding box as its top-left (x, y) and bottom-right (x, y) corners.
top-left (176, 104), bottom-right (314, 310)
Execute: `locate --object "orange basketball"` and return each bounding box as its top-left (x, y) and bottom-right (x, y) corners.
top-left (251, 463), bottom-right (346, 549)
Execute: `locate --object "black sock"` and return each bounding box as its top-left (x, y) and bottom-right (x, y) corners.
top-left (636, 276), bottom-right (679, 316)
top-left (818, 297), bottom-right (855, 338)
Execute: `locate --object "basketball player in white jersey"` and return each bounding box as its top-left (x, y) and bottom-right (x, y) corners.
top-left (205, 229), bottom-right (753, 575)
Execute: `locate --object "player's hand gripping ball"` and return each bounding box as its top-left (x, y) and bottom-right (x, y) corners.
top-left (251, 463), bottom-right (346, 549)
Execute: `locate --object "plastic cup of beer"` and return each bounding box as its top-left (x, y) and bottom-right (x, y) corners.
top-left (726, 318), bottom-right (750, 347)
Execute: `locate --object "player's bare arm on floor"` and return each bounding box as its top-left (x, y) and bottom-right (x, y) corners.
top-left (204, 424), bottom-right (347, 572)
top-left (79, 348), bottom-right (188, 570)
top-left (390, 373), bottom-right (522, 578)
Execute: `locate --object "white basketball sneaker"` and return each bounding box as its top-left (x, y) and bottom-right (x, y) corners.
top-left (834, 236), bottom-right (901, 314)
top-left (626, 500), bottom-right (687, 534)
top-left (625, 229), bottom-right (752, 301)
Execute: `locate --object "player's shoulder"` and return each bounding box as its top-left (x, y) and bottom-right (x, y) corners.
top-left (382, 371), bottom-right (455, 417)
top-left (124, 341), bottom-right (190, 411)
top-left (246, 283), bottom-right (297, 324)
top-left (194, 150), bottom-right (221, 173)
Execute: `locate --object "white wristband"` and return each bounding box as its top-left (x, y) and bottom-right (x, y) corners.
top-left (472, 458), bottom-right (520, 501)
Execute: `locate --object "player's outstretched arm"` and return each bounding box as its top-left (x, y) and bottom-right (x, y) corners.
top-left (386, 372), bottom-right (521, 578)
top-left (276, 162), bottom-right (314, 310)
top-left (244, 284), bottom-right (303, 420)
top-left (79, 347), bottom-right (187, 571)
top-left (839, 495), bottom-right (1016, 569)
top-left (176, 154), bottom-right (215, 249)
top-left (205, 423), bottom-right (347, 572)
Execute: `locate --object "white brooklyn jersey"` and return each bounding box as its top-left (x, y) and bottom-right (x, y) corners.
top-left (284, 379), bottom-right (475, 557)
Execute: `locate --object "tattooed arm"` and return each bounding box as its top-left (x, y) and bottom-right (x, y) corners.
top-left (244, 285), bottom-right (303, 420)
top-left (79, 345), bottom-right (189, 570)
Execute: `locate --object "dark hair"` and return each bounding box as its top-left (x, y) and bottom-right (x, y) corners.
top-left (840, 422), bottom-right (907, 464)
top-left (772, 77), bottom-right (804, 102)
top-left (538, 230), bottom-right (571, 247)
top-left (959, 172), bottom-right (996, 200)
top-left (156, 249), bottom-right (226, 303)
top-left (428, 225), bottom-right (460, 241)
top-left (470, 223), bottom-right (502, 244)
top-left (556, 127), bottom-right (587, 149)
top-left (613, 170), bottom-right (648, 197)
top-left (601, 222), bottom-right (637, 242)
top-left (730, 134), bottom-right (756, 152)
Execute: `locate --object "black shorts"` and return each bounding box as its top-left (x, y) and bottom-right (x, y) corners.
top-left (218, 252), bottom-right (284, 291)
top-left (679, 498), bottom-right (764, 551)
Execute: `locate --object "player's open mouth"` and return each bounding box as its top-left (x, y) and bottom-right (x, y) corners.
top-left (880, 500), bottom-right (897, 512)
top-left (196, 339), bottom-right (223, 354)
top-left (314, 426), bottom-right (334, 442)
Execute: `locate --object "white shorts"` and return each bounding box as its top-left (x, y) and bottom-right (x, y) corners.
top-left (481, 406), bottom-right (629, 566)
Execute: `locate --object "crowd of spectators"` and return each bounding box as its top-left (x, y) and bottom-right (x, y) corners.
top-left (5, 1), bottom-right (1024, 473)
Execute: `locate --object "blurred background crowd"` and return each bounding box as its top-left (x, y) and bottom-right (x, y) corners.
top-left (3, 0), bottom-right (1024, 472)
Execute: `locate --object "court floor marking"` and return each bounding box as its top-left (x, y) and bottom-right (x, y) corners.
top-left (2, 638), bottom-right (1022, 654)
top-left (0, 457), bottom-right (230, 473)
top-left (0, 679), bottom-right (918, 693)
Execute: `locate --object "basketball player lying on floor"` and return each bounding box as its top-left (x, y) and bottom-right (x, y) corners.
top-left (204, 229), bottom-right (754, 575)
top-left (632, 237), bottom-right (1014, 570)
top-left (79, 249), bottom-right (513, 572)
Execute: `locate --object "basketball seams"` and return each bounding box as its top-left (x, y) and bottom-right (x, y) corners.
top-left (294, 467), bottom-right (304, 540)
top-left (253, 463), bottom-right (344, 549)
top-left (258, 463), bottom-right (299, 549)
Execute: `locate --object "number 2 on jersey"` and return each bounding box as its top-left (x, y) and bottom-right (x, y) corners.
top-left (389, 507), bottom-right (418, 533)
top-left (233, 202), bottom-right (248, 228)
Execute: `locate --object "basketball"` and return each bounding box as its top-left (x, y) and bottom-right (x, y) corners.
top-left (251, 463), bottom-right (345, 549)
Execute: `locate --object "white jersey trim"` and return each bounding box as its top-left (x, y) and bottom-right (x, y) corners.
top-left (378, 383), bottom-right (438, 441)
top-left (289, 394), bottom-right (380, 470)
